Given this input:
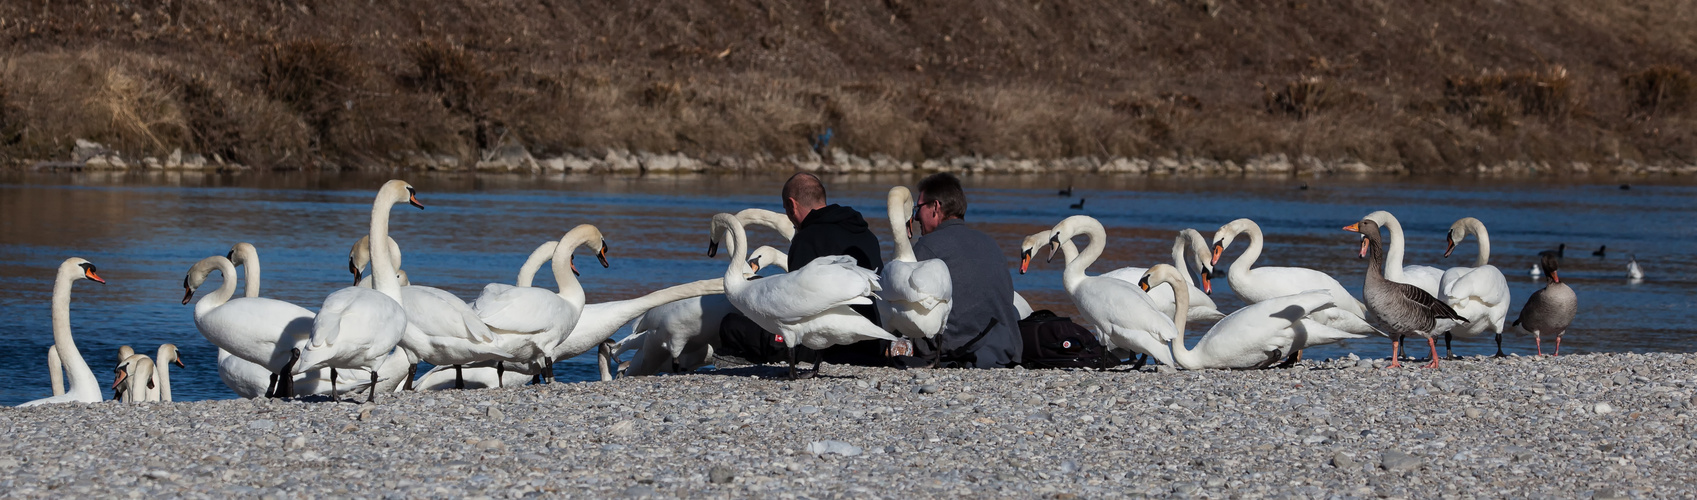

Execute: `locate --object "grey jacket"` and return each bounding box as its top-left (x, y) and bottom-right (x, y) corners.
top-left (912, 219), bottom-right (1023, 368)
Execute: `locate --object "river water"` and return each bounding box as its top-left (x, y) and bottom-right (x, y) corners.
top-left (2, 170), bottom-right (1692, 405)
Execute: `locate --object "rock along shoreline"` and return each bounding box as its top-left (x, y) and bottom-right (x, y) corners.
top-left (18, 140), bottom-right (1697, 177)
top-left (2, 352), bottom-right (1692, 498)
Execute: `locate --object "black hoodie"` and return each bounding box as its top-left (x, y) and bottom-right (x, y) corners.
top-left (788, 204), bottom-right (886, 364)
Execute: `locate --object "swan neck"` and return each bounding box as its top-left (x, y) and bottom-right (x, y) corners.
top-left (369, 191), bottom-right (404, 302)
top-left (550, 242), bottom-right (586, 306)
top-left (1470, 220), bottom-right (1491, 267)
top-left (1382, 217), bottom-right (1407, 279)
top-left (1169, 234), bottom-right (1192, 285)
top-left (48, 345), bottom-right (64, 396)
top-left (1232, 223), bottom-right (1264, 278)
top-left (1063, 220), bottom-right (1106, 291)
top-left (155, 350), bottom-right (172, 402)
top-left (516, 242), bottom-right (558, 287)
top-left (51, 268), bottom-right (98, 394)
top-left (1164, 272), bottom-right (1198, 369)
top-left (887, 189), bottom-right (917, 262)
top-left (719, 218), bottom-right (752, 294)
top-left (238, 247), bottom-right (261, 298)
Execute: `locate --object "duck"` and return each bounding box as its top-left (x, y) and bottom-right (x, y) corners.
top-left (1514, 253), bottom-right (1579, 356)
top-left (21, 258), bottom-right (107, 407)
top-left (1437, 217), bottom-right (1512, 358)
top-left (294, 180), bottom-right (424, 403)
top-left (1137, 264), bottom-right (1352, 369)
top-left (1349, 218), bottom-right (1467, 368)
top-left (711, 213), bottom-right (894, 379)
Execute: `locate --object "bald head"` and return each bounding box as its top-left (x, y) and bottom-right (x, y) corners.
top-left (782, 172), bottom-right (828, 225)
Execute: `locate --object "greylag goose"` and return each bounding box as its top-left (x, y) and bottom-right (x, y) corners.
top-left (1513, 253), bottom-right (1578, 356)
top-left (1350, 219), bottom-right (1466, 369)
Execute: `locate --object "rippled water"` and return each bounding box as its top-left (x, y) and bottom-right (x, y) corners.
top-left (2, 171), bottom-right (1693, 406)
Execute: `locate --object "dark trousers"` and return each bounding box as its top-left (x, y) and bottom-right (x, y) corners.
top-left (716, 313), bottom-right (889, 366)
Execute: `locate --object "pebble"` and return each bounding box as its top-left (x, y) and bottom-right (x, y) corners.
top-left (1381, 450), bottom-right (1423, 472)
top-left (1594, 403), bottom-right (1616, 414)
top-left (1, 353), bottom-right (1692, 497)
top-left (917, 384), bottom-right (940, 394)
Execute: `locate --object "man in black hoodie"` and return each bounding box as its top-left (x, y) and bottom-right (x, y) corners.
top-left (717, 173), bottom-right (888, 366)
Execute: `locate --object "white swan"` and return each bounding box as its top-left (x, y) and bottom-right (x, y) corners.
top-left (1627, 255), bottom-right (1644, 281)
top-left (1139, 264), bottom-right (1349, 369)
top-left (21, 258), bottom-right (107, 407)
top-left (1437, 217), bottom-right (1512, 357)
top-left (473, 224), bottom-right (607, 383)
top-left (153, 344), bottom-right (183, 402)
top-left (1041, 216), bottom-right (1176, 366)
top-left (877, 186), bottom-right (953, 343)
top-left (612, 209), bottom-right (799, 377)
top-left (1349, 211), bottom-right (1443, 296)
top-left (712, 213), bottom-right (895, 378)
top-left (222, 242), bottom-right (398, 398)
top-left (747, 245), bottom-right (790, 273)
top-left (185, 255), bottom-right (314, 398)
top-left (114, 354), bottom-right (158, 402)
top-left (1021, 228), bottom-right (1224, 323)
top-left (350, 235), bottom-right (411, 288)
top-left (420, 278), bottom-right (726, 389)
top-left (295, 180), bottom-right (423, 402)
top-left (1211, 218), bottom-right (1379, 337)
top-left (347, 237), bottom-right (514, 389)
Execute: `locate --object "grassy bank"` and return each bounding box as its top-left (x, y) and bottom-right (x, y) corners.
top-left (1, 1), bottom-right (1695, 173)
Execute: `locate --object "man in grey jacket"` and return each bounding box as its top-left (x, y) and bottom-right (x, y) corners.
top-left (906, 172), bottom-right (1023, 368)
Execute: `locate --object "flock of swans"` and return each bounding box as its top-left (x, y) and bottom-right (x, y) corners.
top-left (21, 180), bottom-right (1580, 407)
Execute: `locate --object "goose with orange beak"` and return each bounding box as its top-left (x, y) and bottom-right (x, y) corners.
top-left (1512, 253), bottom-right (1578, 356)
top-left (1347, 218), bottom-right (1467, 368)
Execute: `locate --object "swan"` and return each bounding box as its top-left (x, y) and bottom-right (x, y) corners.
top-left (1211, 218), bottom-right (1379, 338)
top-left (1021, 228), bottom-right (1224, 323)
top-left (421, 278), bottom-right (727, 388)
top-left (347, 237), bottom-right (514, 389)
top-left (613, 209), bottom-right (802, 377)
top-left (222, 242), bottom-right (402, 398)
top-left (1346, 211), bottom-right (1444, 296)
top-left (712, 213), bottom-right (895, 379)
top-left (1038, 216), bottom-right (1177, 366)
top-left (1627, 255), bottom-right (1644, 281)
top-left (184, 255), bottom-right (314, 398)
top-left (472, 224), bottom-right (607, 383)
top-left (113, 354), bottom-right (157, 403)
top-left (1437, 217), bottom-right (1512, 357)
top-left (877, 186), bottom-right (953, 345)
top-left (747, 245), bottom-right (790, 273)
top-left (1350, 218), bottom-right (1466, 368)
top-left (1013, 292), bottom-right (1033, 320)
top-left (349, 235), bottom-right (411, 288)
top-left (1138, 264), bottom-right (1349, 369)
top-left (1514, 253), bottom-right (1579, 356)
top-left (294, 180), bottom-right (423, 403)
top-left (153, 344), bottom-right (183, 402)
top-left (21, 258), bottom-right (107, 407)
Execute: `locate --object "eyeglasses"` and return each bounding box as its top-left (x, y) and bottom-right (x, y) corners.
top-left (912, 200), bottom-right (936, 221)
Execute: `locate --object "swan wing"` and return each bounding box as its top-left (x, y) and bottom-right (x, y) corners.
top-left (403, 286), bottom-right (499, 343)
top-left (737, 258), bottom-right (878, 322)
top-left (196, 297), bottom-right (315, 369)
top-left (1401, 265), bottom-right (1446, 297)
top-left (1074, 276), bottom-right (1173, 343)
top-left (472, 283), bottom-right (567, 334)
top-left (1232, 266), bottom-right (1367, 316)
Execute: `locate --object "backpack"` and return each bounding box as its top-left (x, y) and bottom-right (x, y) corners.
top-left (1018, 310), bottom-right (1118, 369)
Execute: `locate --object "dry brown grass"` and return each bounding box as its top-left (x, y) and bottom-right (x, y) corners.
top-left (0, 1), bottom-right (1694, 171)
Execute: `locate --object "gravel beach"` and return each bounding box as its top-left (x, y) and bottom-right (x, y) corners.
top-left (4, 352), bottom-right (1694, 498)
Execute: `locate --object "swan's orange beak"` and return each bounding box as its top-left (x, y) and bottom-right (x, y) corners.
top-left (406, 187), bottom-right (424, 209)
top-left (1019, 250), bottom-right (1032, 274)
top-left (1211, 242), bottom-right (1224, 266)
top-left (597, 242), bottom-right (610, 268)
top-left (747, 256), bottom-right (763, 273)
top-left (1444, 237), bottom-right (1456, 258)
top-left (174, 356), bottom-right (186, 368)
top-left (1200, 270), bottom-right (1213, 294)
top-left (84, 269), bottom-right (105, 284)
top-left (112, 369), bottom-right (128, 389)
top-left (181, 287), bottom-right (195, 305)
top-left (1137, 277), bottom-right (1152, 292)
top-left (1342, 222), bottom-right (1360, 232)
